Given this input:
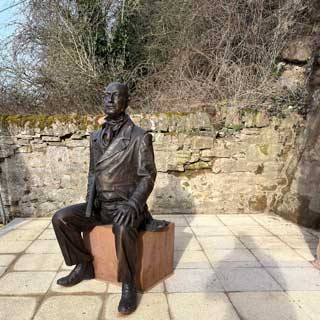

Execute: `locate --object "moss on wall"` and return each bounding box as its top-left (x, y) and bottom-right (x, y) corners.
top-left (0, 114), bottom-right (99, 130)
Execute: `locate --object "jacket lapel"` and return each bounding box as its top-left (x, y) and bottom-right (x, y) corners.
top-left (96, 118), bottom-right (134, 165)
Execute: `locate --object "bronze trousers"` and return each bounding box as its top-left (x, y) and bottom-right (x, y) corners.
top-left (52, 202), bottom-right (144, 284)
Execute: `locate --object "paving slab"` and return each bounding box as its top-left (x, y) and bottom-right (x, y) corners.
top-left (0, 240), bottom-right (32, 253)
top-left (191, 226), bottom-right (233, 236)
top-left (15, 219), bottom-right (51, 230)
top-left (229, 292), bottom-right (311, 320)
top-left (0, 266), bottom-right (7, 276)
top-left (211, 261), bottom-right (262, 268)
top-left (0, 271), bottom-right (56, 294)
top-left (51, 271), bottom-right (107, 293)
top-left (197, 236), bottom-right (245, 250)
top-left (0, 297), bottom-right (38, 320)
top-left (251, 214), bottom-right (295, 226)
top-left (174, 226), bottom-right (193, 234)
top-left (295, 248), bottom-right (316, 261)
top-left (34, 295), bottom-right (103, 320)
top-left (239, 236), bottom-right (289, 249)
top-left (185, 215), bottom-right (224, 227)
top-left (228, 225), bottom-right (272, 236)
top-left (0, 215), bottom-right (319, 320)
top-left (205, 249), bottom-right (259, 263)
top-left (288, 291), bottom-right (320, 320)
top-left (264, 225), bottom-right (313, 237)
top-left (216, 267), bottom-right (283, 292)
top-left (252, 248), bottom-right (312, 267)
top-left (267, 267), bottom-right (320, 291)
top-left (38, 229), bottom-right (57, 240)
top-left (217, 215), bottom-right (259, 226)
top-left (174, 250), bottom-right (211, 269)
top-left (174, 234), bottom-right (202, 251)
top-left (13, 253), bottom-right (63, 271)
top-left (0, 229), bottom-right (43, 241)
top-left (164, 269), bottom-right (223, 292)
top-left (26, 240), bottom-right (61, 254)
top-left (104, 293), bottom-right (170, 319)
top-left (278, 236), bottom-right (318, 249)
top-left (0, 254), bottom-right (16, 266)
top-left (168, 293), bottom-right (240, 320)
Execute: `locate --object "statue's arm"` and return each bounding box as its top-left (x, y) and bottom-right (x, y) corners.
top-left (86, 134), bottom-right (95, 203)
top-left (127, 133), bottom-right (157, 215)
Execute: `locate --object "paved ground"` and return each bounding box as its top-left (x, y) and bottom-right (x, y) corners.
top-left (0, 213), bottom-right (320, 320)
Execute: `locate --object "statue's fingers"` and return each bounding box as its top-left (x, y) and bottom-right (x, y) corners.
top-left (113, 211), bottom-right (121, 223)
top-left (123, 214), bottom-right (131, 226)
top-left (117, 213), bottom-right (126, 225)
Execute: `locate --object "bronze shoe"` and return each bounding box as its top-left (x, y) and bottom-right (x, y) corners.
top-left (57, 261), bottom-right (94, 286)
top-left (118, 282), bottom-right (138, 315)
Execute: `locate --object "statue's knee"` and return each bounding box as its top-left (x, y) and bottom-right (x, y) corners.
top-left (52, 209), bottom-right (66, 228)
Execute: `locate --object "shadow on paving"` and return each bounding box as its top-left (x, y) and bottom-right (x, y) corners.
top-left (212, 233), bottom-right (311, 320)
top-left (152, 173), bottom-right (194, 268)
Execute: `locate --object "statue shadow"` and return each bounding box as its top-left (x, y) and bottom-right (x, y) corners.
top-left (0, 123), bottom-right (33, 223)
top-left (296, 104), bottom-right (320, 263)
top-left (211, 232), bottom-right (301, 319)
top-left (150, 172), bottom-right (196, 270)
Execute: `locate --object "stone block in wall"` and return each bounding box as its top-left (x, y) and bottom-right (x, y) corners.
top-left (248, 194), bottom-right (267, 212)
top-left (31, 143), bottom-right (47, 152)
top-left (185, 113), bottom-right (212, 132)
top-left (16, 146), bottom-right (32, 153)
top-left (241, 110), bottom-right (270, 129)
top-left (41, 136), bottom-right (61, 142)
top-left (200, 149), bottom-right (214, 161)
top-left (185, 161), bottom-right (212, 170)
top-left (65, 139), bottom-right (89, 147)
top-left (0, 136), bottom-right (15, 145)
top-left (153, 134), bottom-right (181, 151)
top-left (212, 158), bottom-right (264, 174)
top-left (16, 139), bottom-right (32, 146)
top-left (224, 107), bottom-right (242, 129)
top-left (191, 136), bottom-right (215, 150)
top-left (255, 111), bottom-right (270, 128)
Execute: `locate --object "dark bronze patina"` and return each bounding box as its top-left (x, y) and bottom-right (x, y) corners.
top-left (52, 82), bottom-right (167, 315)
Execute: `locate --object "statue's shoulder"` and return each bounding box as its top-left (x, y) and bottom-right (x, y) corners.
top-left (131, 123), bottom-right (148, 138)
top-left (90, 128), bottom-right (102, 141)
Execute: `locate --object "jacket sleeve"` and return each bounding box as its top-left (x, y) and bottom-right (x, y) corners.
top-left (127, 133), bottom-right (157, 215)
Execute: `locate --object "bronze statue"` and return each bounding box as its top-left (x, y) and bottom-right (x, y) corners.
top-left (52, 82), bottom-right (167, 315)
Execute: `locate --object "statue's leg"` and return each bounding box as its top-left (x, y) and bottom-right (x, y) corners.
top-left (112, 223), bottom-right (139, 283)
top-left (111, 211), bottom-right (144, 282)
top-left (52, 203), bottom-right (99, 266)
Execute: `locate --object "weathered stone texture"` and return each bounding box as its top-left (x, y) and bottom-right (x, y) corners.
top-left (0, 109), bottom-right (318, 226)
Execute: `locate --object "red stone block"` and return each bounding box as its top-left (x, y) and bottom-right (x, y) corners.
top-left (84, 223), bottom-right (175, 291)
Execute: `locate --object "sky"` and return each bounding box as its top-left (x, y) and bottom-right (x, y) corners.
top-left (0, 0), bottom-right (22, 41)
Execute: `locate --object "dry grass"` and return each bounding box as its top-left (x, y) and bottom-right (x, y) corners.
top-left (0, 0), bottom-right (319, 114)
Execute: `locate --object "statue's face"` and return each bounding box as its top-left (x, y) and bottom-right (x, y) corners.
top-left (103, 83), bottom-right (128, 117)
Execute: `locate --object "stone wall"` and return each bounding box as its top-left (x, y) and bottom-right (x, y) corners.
top-left (1, 109), bottom-right (314, 225)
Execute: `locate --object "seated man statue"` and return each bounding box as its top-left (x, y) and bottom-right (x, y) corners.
top-left (52, 82), bottom-right (167, 315)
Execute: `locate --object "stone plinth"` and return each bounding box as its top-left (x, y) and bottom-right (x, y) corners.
top-left (84, 223), bottom-right (175, 291)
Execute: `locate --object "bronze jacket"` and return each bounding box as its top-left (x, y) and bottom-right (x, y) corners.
top-left (85, 116), bottom-right (156, 223)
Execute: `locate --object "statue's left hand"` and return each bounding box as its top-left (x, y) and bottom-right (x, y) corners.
top-left (113, 204), bottom-right (137, 227)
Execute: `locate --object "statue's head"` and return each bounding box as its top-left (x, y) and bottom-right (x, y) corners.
top-left (103, 82), bottom-right (129, 117)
